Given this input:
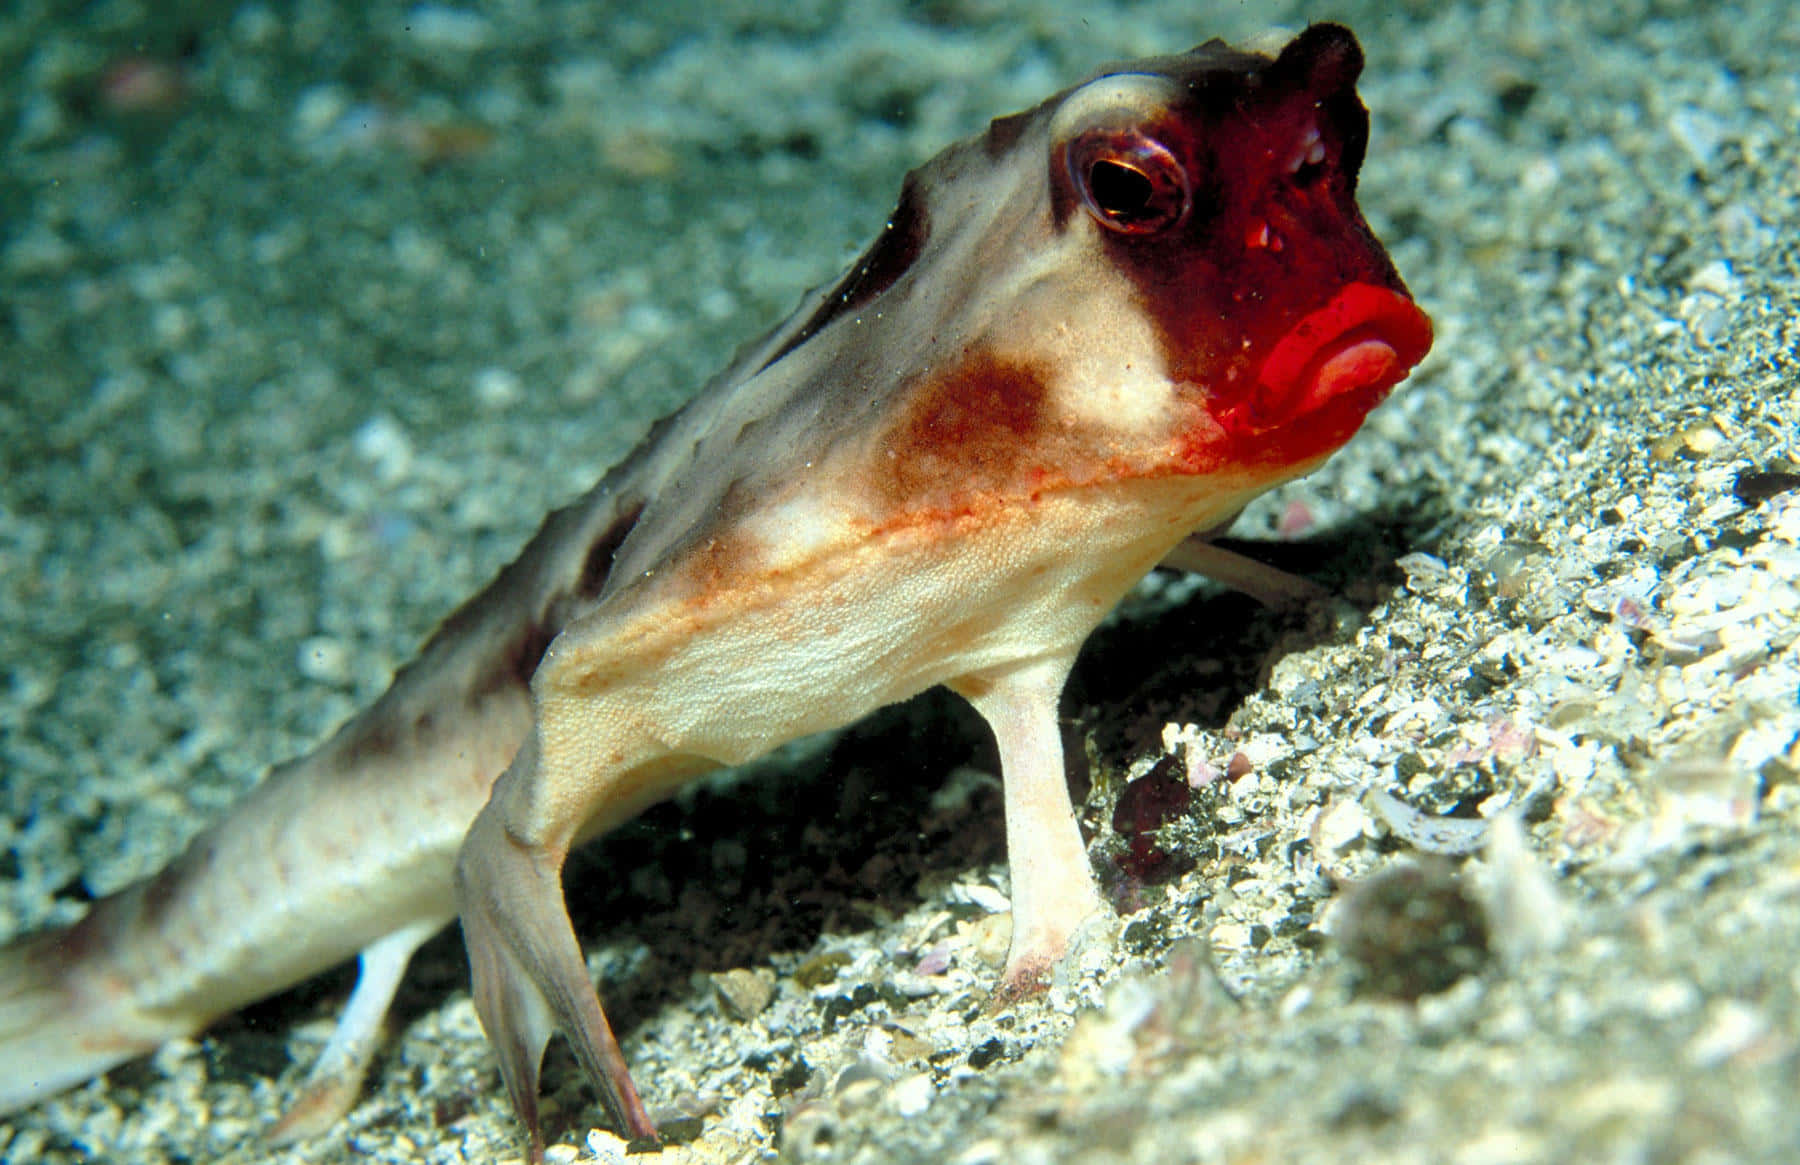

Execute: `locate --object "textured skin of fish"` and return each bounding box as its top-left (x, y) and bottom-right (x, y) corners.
top-left (0, 23), bottom-right (1432, 1156)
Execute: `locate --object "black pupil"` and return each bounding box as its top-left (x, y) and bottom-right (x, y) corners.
top-left (1089, 160), bottom-right (1155, 219)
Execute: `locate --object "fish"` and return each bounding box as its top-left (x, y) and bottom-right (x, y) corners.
top-left (0, 22), bottom-right (1432, 1159)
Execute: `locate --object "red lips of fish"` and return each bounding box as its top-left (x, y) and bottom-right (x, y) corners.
top-left (1229, 283), bottom-right (1433, 438)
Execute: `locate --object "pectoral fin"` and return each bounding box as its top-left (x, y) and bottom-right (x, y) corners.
top-left (1157, 535), bottom-right (1330, 608)
top-left (456, 789), bottom-right (655, 1161)
top-left (953, 654), bottom-right (1104, 997)
top-left (268, 918), bottom-right (439, 1144)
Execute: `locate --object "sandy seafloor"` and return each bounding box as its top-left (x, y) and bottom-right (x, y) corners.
top-left (2, 0), bottom-right (1797, 1161)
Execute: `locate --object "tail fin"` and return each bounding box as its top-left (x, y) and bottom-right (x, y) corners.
top-left (0, 454), bottom-right (649, 1122)
top-left (0, 912), bottom-right (188, 1114)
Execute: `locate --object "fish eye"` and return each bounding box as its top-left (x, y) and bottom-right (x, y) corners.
top-left (1068, 130), bottom-right (1189, 235)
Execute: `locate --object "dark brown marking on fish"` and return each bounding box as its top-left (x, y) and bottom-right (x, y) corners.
top-left (133, 838), bottom-right (210, 938)
top-left (984, 109), bottom-right (1033, 158)
top-left (575, 501), bottom-right (644, 601)
top-left (337, 715), bottom-right (400, 769)
top-left (755, 176), bottom-right (930, 376)
top-left (875, 351), bottom-right (1057, 511)
top-left (497, 622), bottom-right (556, 691)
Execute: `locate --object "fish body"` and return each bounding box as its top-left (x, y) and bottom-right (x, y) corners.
top-left (0, 23), bottom-right (1431, 1156)
top-left (454, 22), bottom-right (1431, 1156)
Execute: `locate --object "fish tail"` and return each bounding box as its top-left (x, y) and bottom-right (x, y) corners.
top-left (0, 898), bottom-right (194, 1114)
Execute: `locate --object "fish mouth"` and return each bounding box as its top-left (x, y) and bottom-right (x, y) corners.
top-left (1234, 282), bottom-right (1433, 435)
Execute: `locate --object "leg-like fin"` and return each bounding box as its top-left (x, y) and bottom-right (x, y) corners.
top-left (457, 796), bottom-right (656, 1162)
top-left (267, 919), bottom-right (438, 1144)
top-left (1157, 535), bottom-right (1330, 608)
top-left (954, 654), bottom-right (1103, 997)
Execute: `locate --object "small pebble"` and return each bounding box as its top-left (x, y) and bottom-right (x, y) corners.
top-left (473, 365), bottom-right (524, 409)
top-left (891, 1072), bottom-right (933, 1117)
top-left (712, 967), bottom-right (776, 1021)
top-left (353, 414), bottom-right (413, 481)
top-left (296, 636), bottom-right (353, 686)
